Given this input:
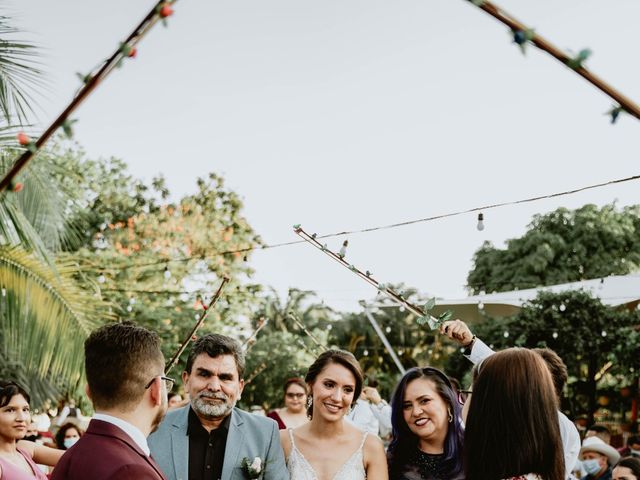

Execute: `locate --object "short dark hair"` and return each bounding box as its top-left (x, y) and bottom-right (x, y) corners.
top-left (628, 435), bottom-right (640, 447)
top-left (617, 457), bottom-right (640, 477)
top-left (533, 347), bottom-right (568, 400)
top-left (185, 334), bottom-right (245, 378)
top-left (283, 377), bottom-right (307, 395)
top-left (304, 349), bottom-right (363, 418)
top-left (84, 321), bottom-right (164, 410)
top-left (588, 424), bottom-right (611, 435)
top-left (0, 381), bottom-right (29, 408)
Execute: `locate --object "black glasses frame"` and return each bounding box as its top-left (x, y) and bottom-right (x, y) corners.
top-left (145, 375), bottom-right (175, 392)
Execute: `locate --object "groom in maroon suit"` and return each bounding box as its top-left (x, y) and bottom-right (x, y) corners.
top-left (52, 322), bottom-right (171, 480)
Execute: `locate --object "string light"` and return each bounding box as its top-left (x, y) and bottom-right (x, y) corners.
top-left (163, 266), bottom-right (172, 279)
top-left (503, 331), bottom-right (510, 338)
top-left (552, 331), bottom-right (558, 339)
top-left (97, 273), bottom-right (106, 284)
top-left (476, 213), bottom-right (485, 231)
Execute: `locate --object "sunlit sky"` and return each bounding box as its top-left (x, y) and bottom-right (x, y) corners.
top-left (11, 0), bottom-right (640, 311)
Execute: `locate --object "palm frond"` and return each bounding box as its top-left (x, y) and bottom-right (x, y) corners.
top-left (0, 246), bottom-right (111, 401)
top-left (0, 15), bottom-right (45, 125)
top-left (0, 149), bottom-right (85, 256)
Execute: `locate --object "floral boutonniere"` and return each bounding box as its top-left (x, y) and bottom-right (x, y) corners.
top-left (241, 456), bottom-right (263, 479)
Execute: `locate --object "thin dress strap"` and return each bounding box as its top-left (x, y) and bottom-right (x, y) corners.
top-left (358, 431), bottom-right (368, 449)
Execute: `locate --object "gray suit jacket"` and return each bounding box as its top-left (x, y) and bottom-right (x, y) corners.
top-left (148, 406), bottom-right (288, 480)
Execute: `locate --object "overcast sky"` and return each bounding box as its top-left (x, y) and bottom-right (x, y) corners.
top-left (10, 0), bottom-right (640, 311)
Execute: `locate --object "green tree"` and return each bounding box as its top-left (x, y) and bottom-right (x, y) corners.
top-left (445, 291), bottom-right (639, 424)
top-left (241, 289), bottom-right (334, 410)
top-left (467, 204), bottom-right (640, 294)
top-left (0, 14), bottom-right (44, 126)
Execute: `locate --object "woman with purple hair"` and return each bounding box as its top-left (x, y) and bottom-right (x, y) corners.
top-left (387, 367), bottom-right (464, 480)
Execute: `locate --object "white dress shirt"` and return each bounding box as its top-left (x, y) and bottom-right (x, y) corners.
top-left (93, 413), bottom-right (151, 456)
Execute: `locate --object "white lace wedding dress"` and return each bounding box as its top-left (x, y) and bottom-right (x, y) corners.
top-left (286, 429), bottom-right (368, 480)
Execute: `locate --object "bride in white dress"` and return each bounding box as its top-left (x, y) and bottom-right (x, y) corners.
top-left (279, 349), bottom-right (388, 480)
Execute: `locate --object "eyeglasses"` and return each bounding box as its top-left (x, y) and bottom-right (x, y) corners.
top-left (145, 376), bottom-right (175, 392)
top-left (457, 389), bottom-right (472, 405)
top-left (285, 393), bottom-right (306, 399)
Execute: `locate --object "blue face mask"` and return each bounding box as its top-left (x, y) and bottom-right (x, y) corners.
top-left (63, 438), bottom-right (78, 449)
top-left (582, 458), bottom-right (602, 475)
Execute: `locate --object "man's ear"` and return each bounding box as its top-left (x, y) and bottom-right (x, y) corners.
top-left (182, 370), bottom-right (189, 388)
top-left (238, 378), bottom-right (245, 396)
top-left (148, 378), bottom-right (163, 407)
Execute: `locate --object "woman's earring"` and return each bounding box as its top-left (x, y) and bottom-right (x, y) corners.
top-left (306, 396), bottom-right (313, 419)
top-left (447, 408), bottom-right (453, 423)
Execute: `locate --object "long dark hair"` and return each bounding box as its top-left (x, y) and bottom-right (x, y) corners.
top-left (387, 367), bottom-right (464, 478)
top-left (463, 348), bottom-right (565, 480)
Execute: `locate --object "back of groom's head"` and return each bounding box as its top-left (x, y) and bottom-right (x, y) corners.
top-left (85, 321), bottom-right (164, 411)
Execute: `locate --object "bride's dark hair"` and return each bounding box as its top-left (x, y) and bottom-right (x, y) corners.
top-left (304, 349), bottom-right (363, 419)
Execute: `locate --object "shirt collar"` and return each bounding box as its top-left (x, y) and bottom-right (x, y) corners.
top-left (93, 413), bottom-right (150, 456)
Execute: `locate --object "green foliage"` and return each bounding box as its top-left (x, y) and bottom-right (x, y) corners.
top-left (327, 286), bottom-right (458, 398)
top-left (241, 289), bottom-right (333, 410)
top-left (446, 290), bottom-right (640, 419)
top-left (467, 204), bottom-right (640, 294)
top-left (0, 15), bottom-right (45, 125)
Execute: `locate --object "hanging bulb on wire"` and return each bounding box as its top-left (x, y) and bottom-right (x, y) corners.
top-left (163, 266), bottom-right (171, 279)
top-left (97, 273), bottom-right (106, 284)
top-left (338, 240), bottom-right (348, 259)
top-left (477, 213), bottom-right (485, 231)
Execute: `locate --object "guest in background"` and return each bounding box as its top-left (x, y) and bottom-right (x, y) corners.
top-left (0, 381), bottom-right (62, 479)
top-left (54, 423), bottom-right (82, 450)
top-left (579, 436), bottom-right (620, 480)
top-left (267, 377), bottom-right (308, 430)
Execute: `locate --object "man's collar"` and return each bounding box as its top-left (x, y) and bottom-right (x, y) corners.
top-left (93, 413), bottom-right (150, 456)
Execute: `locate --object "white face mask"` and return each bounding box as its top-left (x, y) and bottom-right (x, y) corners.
top-left (582, 458), bottom-right (602, 475)
top-left (63, 438), bottom-right (78, 449)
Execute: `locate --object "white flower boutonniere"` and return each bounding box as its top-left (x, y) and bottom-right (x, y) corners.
top-left (241, 456), bottom-right (263, 479)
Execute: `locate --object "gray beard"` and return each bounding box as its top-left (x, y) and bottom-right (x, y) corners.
top-left (191, 393), bottom-right (237, 420)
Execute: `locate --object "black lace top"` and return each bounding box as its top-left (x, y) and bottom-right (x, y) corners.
top-left (391, 449), bottom-right (464, 480)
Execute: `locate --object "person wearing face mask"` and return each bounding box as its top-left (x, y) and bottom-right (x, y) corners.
top-left (619, 436), bottom-right (640, 459)
top-left (54, 423), bottom-right (83, 450)
top-left (580, 436), bottom-right (620, 480)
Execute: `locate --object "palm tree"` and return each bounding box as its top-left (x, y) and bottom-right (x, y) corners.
top-left (0, 14), bottom-right (44, 126)
top-left (0, 15), bottom-right (108, 407)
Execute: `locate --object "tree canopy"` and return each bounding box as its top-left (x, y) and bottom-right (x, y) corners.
top-left (467, 204), bottom-right (640, 294)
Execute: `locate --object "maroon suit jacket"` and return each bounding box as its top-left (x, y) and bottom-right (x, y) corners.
top-left (51, 419), bottom-right (166, 480)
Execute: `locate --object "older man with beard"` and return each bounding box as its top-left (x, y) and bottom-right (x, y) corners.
top-left (149, 334), bottom-right (288, 480)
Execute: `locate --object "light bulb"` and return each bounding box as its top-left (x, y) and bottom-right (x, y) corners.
top-left (476, 213), bottom-right (485, 231)
top-left (503, 331), bottom-right (509, 338)
top-left (552, 331), bottom-right (558, 339)
top-left (363, 349), bottom-right (369, 356)
top-left (478, 301), bottom-right (484, 310)
top-left (559, 303), bottom-right (566, 312)
top-left (385, 326), bottom-right (391, 333)
top-left (601, 330), bottom-right (607, 337)
top-left (97, 274), bottom-right (106, 284)
top-left (164, 267), bottom-right (171, 279)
